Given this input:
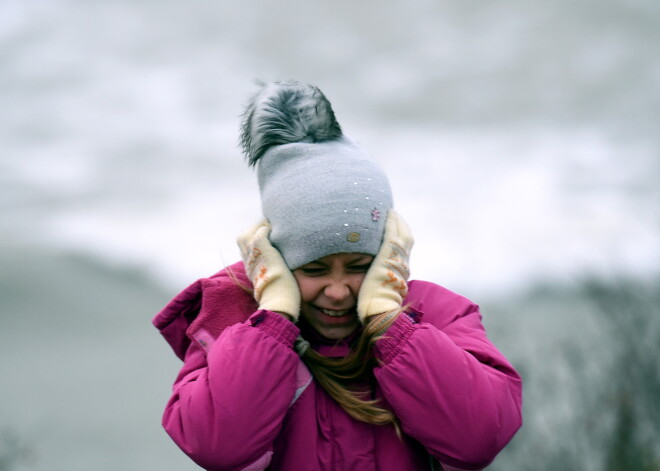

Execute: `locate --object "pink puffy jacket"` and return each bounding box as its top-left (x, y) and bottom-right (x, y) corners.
top-left (153, 262), bottom-right (522, 471)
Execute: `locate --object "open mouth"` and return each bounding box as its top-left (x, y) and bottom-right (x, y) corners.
top-left (318, 307), bottom-right (353, 318)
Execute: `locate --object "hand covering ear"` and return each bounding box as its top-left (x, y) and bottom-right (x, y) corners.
top-left (357, 210), bottom-right (413, 323)
top-left (237, 220), bottom-right (300, 321)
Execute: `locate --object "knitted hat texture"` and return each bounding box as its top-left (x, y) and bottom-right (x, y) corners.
top-left (240, 81), bottom-right (393, 269)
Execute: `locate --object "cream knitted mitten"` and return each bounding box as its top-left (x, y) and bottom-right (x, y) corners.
top-left (237, 220), bottom-right (301, 321)
top-left (357, 210), bottom-right (414, 323)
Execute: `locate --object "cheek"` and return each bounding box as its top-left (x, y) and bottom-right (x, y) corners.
top-left (350, 274), bottom-right (366, 296)
top-left (293, 275), bottom-right (317, 302)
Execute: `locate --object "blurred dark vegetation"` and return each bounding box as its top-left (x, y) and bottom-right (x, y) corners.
top-left (0, 429), bottom-right (33, 471)
top-left (586, 279), bottom-right (660, 471)
top-left (489, 277), bottom-right (660, 471)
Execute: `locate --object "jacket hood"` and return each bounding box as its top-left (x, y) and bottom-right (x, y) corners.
top-left (152, 261), bottom-right (258, 360)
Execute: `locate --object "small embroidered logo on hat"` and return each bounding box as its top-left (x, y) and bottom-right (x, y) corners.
top-left (347, 232), bottom-right (361, 243)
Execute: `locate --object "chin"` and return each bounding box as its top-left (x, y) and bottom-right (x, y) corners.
top-left (318, 325), bottom-right (359, 340)
top-left (314, 317), bottom-right (361, 340)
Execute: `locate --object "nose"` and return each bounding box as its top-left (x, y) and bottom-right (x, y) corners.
top-left (323, 278), bottom-right (351, 302)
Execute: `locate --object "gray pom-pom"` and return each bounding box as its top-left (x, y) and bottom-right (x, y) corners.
top-left (240, 81), bottom-right (343, 166)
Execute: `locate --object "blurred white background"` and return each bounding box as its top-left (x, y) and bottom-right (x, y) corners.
top-left (2, 0), bottom-right (658, 297)
top-left (1, 0), bottom-right (658, 469)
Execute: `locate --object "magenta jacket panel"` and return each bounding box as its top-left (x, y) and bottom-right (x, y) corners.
top-left (153, 262), bottom-right (522, 470)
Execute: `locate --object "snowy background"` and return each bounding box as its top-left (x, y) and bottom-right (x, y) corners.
top-left (1, 0), bottom-right (658, 469)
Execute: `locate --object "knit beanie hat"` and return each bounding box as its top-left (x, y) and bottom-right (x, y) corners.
top-left (240, 81), bottom-right (393, 270)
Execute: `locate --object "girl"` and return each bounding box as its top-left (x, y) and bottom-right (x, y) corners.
top-left (153, 81), bottom-right (522, 470)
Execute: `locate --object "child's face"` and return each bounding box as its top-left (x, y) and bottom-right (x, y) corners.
top-left (293, 253), bottom-right (373, 340)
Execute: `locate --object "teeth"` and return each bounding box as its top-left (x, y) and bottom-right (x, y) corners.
top-left (320, 308), bottom-right (349, 317)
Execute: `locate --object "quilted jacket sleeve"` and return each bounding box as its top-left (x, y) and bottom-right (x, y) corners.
top-left (162, 310), bottom-right (300, 471)
top-left (373, 281), bottom-right (523, 470)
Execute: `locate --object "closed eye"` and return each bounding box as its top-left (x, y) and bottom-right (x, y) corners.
top-left (299, 267), bottom-right (327, 276)
top-left (348, 263), bottom-right (372, 273)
